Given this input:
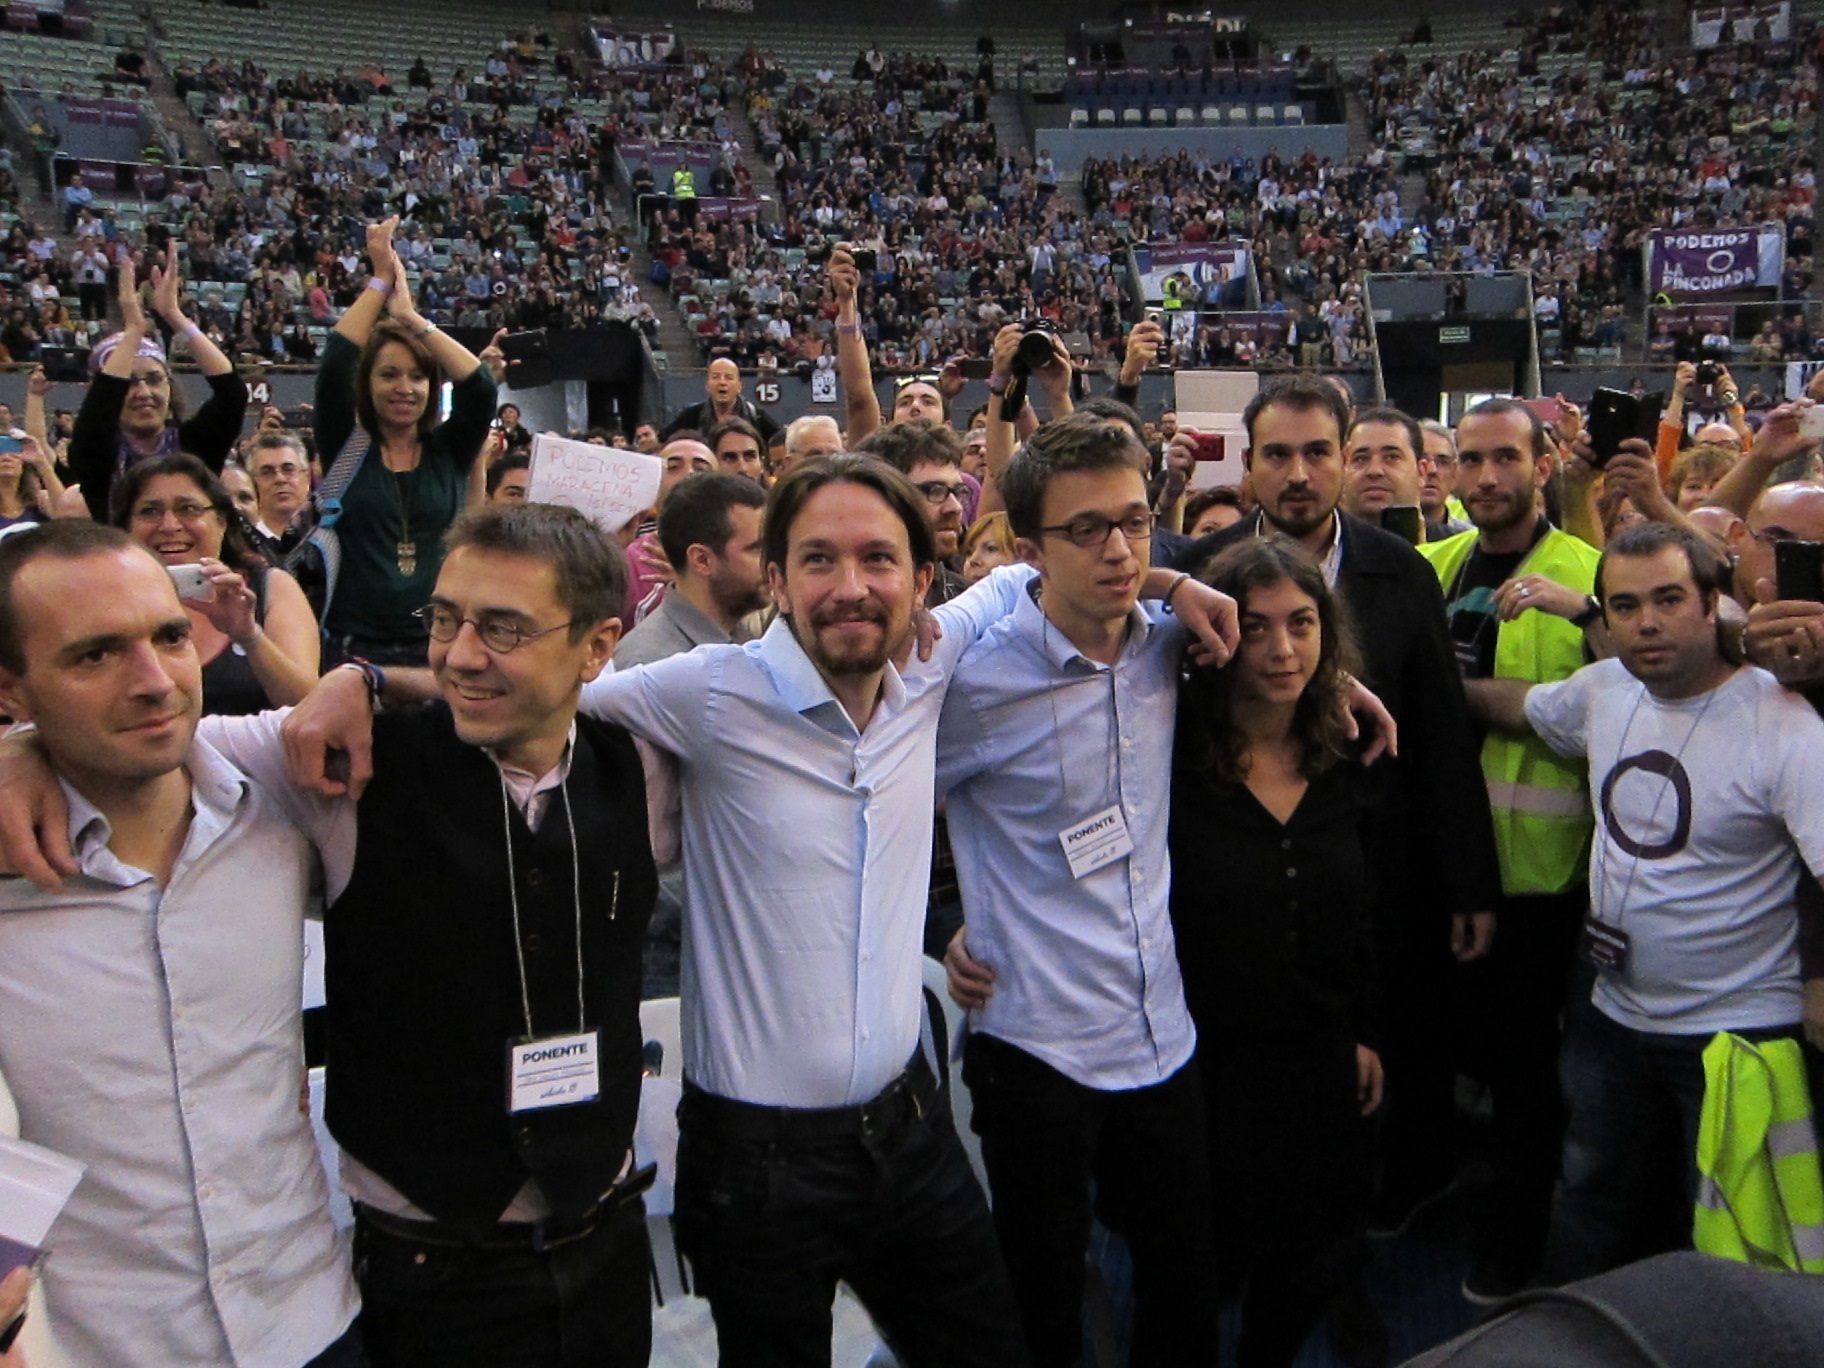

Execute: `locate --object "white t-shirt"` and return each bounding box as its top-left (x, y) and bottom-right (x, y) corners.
top-left (1525, 660), bottom-right (1824, 1035)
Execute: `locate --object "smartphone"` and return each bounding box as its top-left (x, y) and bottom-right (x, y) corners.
top-left (958, 357), bottom-right (994, 380)
top-left (1799, 406), bottom-right (1824, 441)
top-left (0, 434), bottom-right (20, 455)
top-left (1775, 539), bottom-right (1824, 603)
top-left (145, 223), bottom-right (171, 251)
top-left (1381, 504), bottom-right (1424, 545)
top-left (166, 563), bottom-right (213, 601)
top-left (1585, 387), bottom-right (1659, 466)
top-left (851, 249), bottom-right (878, 274)
top-left (1189, 433), bottom-right (1225, 462)
top-left (1521, 397), bottom-right (1564, 426)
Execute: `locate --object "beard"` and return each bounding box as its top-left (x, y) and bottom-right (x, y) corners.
top-left (800, 599), bottom-right (895, 677)
top-left (1468, 485), bottom-right (1535, 535)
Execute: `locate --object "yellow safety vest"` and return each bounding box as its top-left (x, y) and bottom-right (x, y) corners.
top-left (672, 169), bottom-right (696, 200)
top-left (1695, 1032), bottom-right (1824, 1273)
top-left (1419, 526), bottom-right (1599, 895)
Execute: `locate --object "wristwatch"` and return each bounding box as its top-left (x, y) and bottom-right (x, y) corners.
top-left (1570, 595), bottom-right (1603, 629)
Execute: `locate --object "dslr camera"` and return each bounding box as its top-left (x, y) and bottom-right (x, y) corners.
top-left (1694, 360), bottom-right (1721, 388)
top-left (1011, 320), bottom-right (1061, 377)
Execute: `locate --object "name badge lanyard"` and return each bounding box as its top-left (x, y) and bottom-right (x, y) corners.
top-left (1585, 686), bottom-right (1716, 976)
top-left (501, 772), bottom-right (606, 1112)
top-left (1044, 609), bottom-right (1134, 881)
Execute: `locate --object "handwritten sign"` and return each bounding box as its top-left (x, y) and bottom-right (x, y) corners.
top-left (527, 433), bottom-right (663, 534)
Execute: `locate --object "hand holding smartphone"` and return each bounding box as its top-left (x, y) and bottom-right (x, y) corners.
top-left (1775, 540), bottom-right (1824, 604)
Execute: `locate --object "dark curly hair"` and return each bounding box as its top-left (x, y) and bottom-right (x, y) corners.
top-left (1178, 537), bottom-right (1362, 783)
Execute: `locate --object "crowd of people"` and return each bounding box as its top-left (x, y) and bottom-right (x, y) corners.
top-left (1365, 2), bottom-right (1816, 360)
top-left (5, 2), bottom-right (1824, 1365)
top-left (3, 198), bottom-right (1824, 1368)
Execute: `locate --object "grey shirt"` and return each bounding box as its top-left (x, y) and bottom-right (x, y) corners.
top-left (614, 589), bottom-right (735, 670)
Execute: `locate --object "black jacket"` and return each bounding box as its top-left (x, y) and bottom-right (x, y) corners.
top-left (1175, 511), bottom-right (1501, 929)
top-left (660, 393), bottom-right (783, 445)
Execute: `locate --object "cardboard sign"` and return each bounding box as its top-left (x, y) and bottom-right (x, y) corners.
top-left (527, 434), bottom-right (664, 534)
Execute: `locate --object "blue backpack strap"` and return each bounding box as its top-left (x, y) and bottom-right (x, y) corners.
top-left (290, 428), bottom-right (371, 630)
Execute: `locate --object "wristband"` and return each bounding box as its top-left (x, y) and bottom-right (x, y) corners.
top-left (339, 657), bottom-right (386, 708)
top-left (365, 277), bottom-right (394, 297)
top-left (178, 321), bottom-right (204, 342)
top-left (836, 321), bottom-right (861, 338)
top-left (987, 375), bottom-right (1009, 395)
top-left (1164, 571), bottom-right (1193, 612)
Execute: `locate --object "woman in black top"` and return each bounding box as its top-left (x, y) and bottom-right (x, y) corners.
top-left (1170, 538), bottom-right (1383, 1368)
top-left (69, 242), bottom-right (247, 522)
top-left (114, 453), bottom-right (320, 715)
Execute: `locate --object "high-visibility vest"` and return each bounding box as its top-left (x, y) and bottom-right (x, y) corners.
top-left (1694, 1031), bottom-right (1824, 1273)
top-left (1419, 526), bottom-right (1600, 895)
top-left (671, 168), bottom-right (696, 200)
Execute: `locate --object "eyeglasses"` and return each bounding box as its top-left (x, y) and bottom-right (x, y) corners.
top-left (895, 373), bottom-right (941, 391)
top-left (914, 479), bottom-right (970, 507)
top-left (415, 604), bottom-right (573, 653)
top-left (132, 498), bottom-right (217, 523)
top-left (254, 462), bottom-right (304, 480)
top-left (1039, 510), bottom-right (1156, 549)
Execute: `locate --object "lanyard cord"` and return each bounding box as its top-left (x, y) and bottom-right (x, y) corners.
top-left (1596, 683), bottom-right (1717, 932)
top-left (499, 770), bottom-right (589, 1038)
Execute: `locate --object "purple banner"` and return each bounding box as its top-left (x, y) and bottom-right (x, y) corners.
top-left (1650, 304), bottom-right (1734, 336)
top-left (694, 197), bottom-right (760, 222)
top-left (1648, 227), bottom-right (1783, 296)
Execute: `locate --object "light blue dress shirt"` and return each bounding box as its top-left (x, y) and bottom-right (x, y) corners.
top-left (937, 583), bottom-right (1197, 1090)
top-left (0, 737), bottom-right (359, 1368)
top-left (579, 566), bottom-right (1031, 1108)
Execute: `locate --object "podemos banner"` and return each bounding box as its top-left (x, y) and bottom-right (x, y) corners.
top-left (1648, 227), bottom-right (1783, 296)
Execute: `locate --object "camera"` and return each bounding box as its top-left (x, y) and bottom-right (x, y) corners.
top-left (1011, 320), bottom-right (1060, 377)
top-left (1695, 360), bottom-right (1720, 388)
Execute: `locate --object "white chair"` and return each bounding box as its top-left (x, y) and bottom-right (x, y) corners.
top-left (1069, 105), bottom-right (1088, 128)
top-left (1147, 105), bottom-right (1169, 126)
top-left (1283, 103), bottom-right (1305, 124)
top-left (1120, 106), bottom-right (1144, 126)
top-left (1175, 106), bottom-right (1197, 125)
top-left (1200, 104), bottom-right (1222, 124)
top-left (1094, 106), bottom-right (1116, 127)
top-left (1227, 104), bottom-right (1251, 124)
top-left (1255, 103), bottom-right (1278, 124)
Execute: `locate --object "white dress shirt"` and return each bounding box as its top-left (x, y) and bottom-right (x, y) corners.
top-left (937, 584), bottom-right (1197, 1090)
top-left (579, 565), bottom-right (1030, 1108)
top-left (0, 737), bottom-right (359, 1368)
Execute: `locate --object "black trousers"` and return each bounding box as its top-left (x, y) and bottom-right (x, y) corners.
top-left (1477, 887), bottom-right (1588, 1262)
top-left (964, 1033), bottom-right (1218, 1368)
top-left (352, 1198), bottom-right (651, 1368)
top-left (303, 1321), bottom-right (370, 1368)
top-left (674, 1053), bottom-right (1028, 1368)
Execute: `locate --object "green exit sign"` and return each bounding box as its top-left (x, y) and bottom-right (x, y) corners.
top-left (1439, 326), bottom-right (1471, 344)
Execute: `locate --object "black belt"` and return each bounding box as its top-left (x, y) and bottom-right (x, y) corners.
top-left (355, 1163), bottom-right (656, 1253)
top-left (681, 1051), bottom-right (939, 1144)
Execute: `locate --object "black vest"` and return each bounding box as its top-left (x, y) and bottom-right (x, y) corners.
top-left (323, 703), bottom-right (657, 1239)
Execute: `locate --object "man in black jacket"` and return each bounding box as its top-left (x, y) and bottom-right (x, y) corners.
top-left (661, 356), bottom-right (783, 447)
top-left (1173, 375), bottom-right (1502, 1253)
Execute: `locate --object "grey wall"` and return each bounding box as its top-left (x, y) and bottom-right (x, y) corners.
top-left (1032, 123), bottom-right (1348, 166)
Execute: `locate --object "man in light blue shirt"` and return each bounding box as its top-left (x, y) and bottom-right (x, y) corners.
top-left (937, 414), bottom-right (1217, 1364)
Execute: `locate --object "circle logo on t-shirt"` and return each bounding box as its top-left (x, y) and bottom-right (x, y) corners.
top-left (1599, 750), bottom-right (1693, 860)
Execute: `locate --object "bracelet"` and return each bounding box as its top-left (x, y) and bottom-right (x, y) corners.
top-left (835, 321), bottom-right (861, 337)
top-left (366, 277), bottom-right (394, 297)
top-left (412, 319), bottom-right (437, 338)
top-left (178, 321), bottom-right (204, 342)
top-left (987, 375), bottom-right (1008, 395)
top-left (339, 657), bottom-right (386, 708)
top-left (1163, 571), bottom-right (1193, 612)
top-left (1720, 390), bottom-right (1740, 407)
